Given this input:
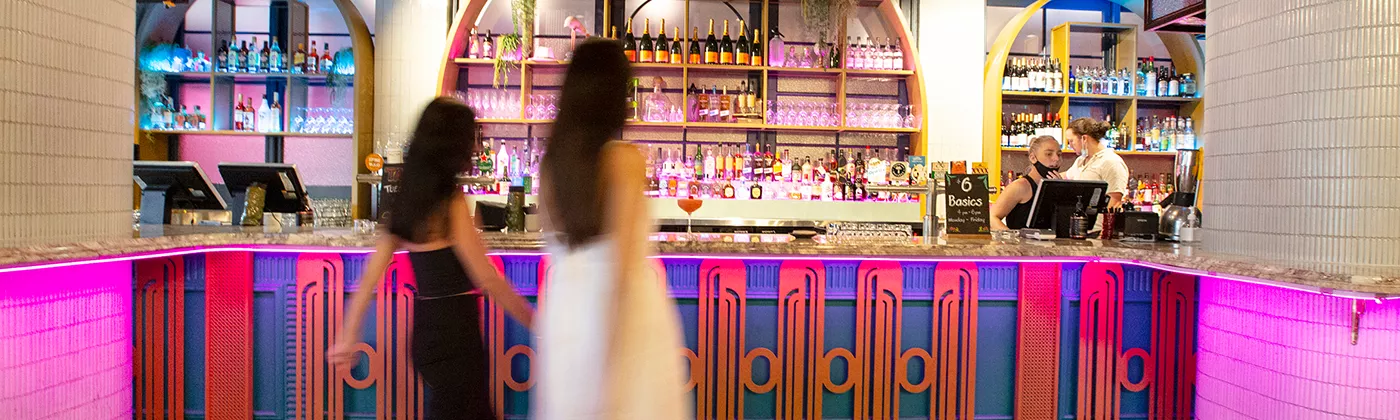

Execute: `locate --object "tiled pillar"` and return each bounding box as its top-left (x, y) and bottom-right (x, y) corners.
top-left (1195, 278), bottom-right (1400, 418)
top-left (920, 0), bottom-right (984, 162)
top-left (1202, 0), bottom-right (1400, 266)
top-left (0, 0), bottom-right (136, 246)
top-left (374, 0), bottom-right (449, 163)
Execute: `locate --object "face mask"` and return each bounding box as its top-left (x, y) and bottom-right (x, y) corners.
top-left (1033, 160), bottom-right (1059, 178)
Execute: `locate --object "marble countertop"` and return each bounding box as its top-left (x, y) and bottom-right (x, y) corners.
top-left (3, 225), bottom-right (1396, 296)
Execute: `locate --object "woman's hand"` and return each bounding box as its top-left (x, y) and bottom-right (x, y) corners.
top-left (327, 335), bottom-right (359, 367)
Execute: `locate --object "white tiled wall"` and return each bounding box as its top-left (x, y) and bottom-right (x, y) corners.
top-left (374, 0), bottom-right (448, 163)
top-left (1202, 0), bottom-right (1400, 266)
top-left (0, 0), bottom-right (136, 246)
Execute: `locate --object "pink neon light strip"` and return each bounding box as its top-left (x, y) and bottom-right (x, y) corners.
top-left (1, 244), bottom-right (1392, 301)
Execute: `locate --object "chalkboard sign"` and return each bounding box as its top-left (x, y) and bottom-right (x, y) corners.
top-left (377, 164), bottom-right (403, 222)
top-left (945, 174), bottom-right (991, 234)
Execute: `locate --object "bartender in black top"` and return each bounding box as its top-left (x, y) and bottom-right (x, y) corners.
top-left (991, 135), bottom-right (1063, 230)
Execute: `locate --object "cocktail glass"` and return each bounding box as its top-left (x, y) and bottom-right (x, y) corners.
top-left (677, 198), bottom-right (703, 240)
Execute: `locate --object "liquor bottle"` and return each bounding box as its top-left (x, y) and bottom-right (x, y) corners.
top-left (270, 39), bottom-right (282, 72)
top-left (245, 97), bottom-right (257, 131)
top-left (623, 19), bottom-right (637, 62)
top-left (193, 105), bottom-right (207, 130)
top-left (719, 20), bottom-right (734, 64)
top-left (704, 19), bottom-right (718, 64)
top-left (655, 20), bottom-right (669, 63)
top-left (707, 85), bottom-right (720, 121)
top-left (233, 93), bottom-right (244, 130)
top-left (496, 143), bottom-right (511, 179)
top-left (307, 41), bottom-right (319, 74)
top-left (256, 95), bottom-right (271, 132)
top-left (1069, 196), bottom-right (1089, 239)
top-left (237, 40), bottom-right (249, 72)
top-left (639, 19), bottom-right (654, 63)
top-left (704, 147), bottom-right (716, 180)
top-left (695, 86), bottom-right (709, 122)
top-left (718, 86), bottom-right (732, 121)
top-left (270, 93), bottom-right (282, 131)
top-left (722, 177), bottom-right (736, 199)
top-left (669, 27), bottom-right (684, 64)
top-left (688, 27), bottom-right (702, 64)
top-left (259, 41), bottom-right (271, 72)
top-left (1156, 66), bottom-right (1169, 97)
top-left (468, 29), bottom-right (480, 58)
top-left (749, 178), bottom-right (763, 199)
top-left (736, 21), bottom-right (750, 65)
top-left (482, 31), bottom-right (495, 59)
top-left (293, 43), bottom-right (306, 73)
top-left (173, 105), bottom-right (187, 129)
top-left (320, 43), bottom-right (334, 73)
top-left (750, 29), bottom-right (764, 66)
top-left (1144, 58), bottom-right (1157, 97)
top-left (645, 148), bottom-right (659, 195)
top-left (891, 38), bottom-right (904, 70)
top-left (216, 41), bottom-right (229, 72)
top-left (1167, 68), bottom-right (1181, 97)
top-left (694, 146), bottom-right (704, 180)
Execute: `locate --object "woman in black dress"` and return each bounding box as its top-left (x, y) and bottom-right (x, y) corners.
top-left (329, 98), bottom-right (535, 419)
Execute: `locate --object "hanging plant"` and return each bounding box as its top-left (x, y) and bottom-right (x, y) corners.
top-left (138, 70), bottom-right (167, 136)
top-left (492, 33), bottom-right (523, 88)
top-left (801, 0), bottom-right (855, 43)
top-left (492, 0), bottom-right (535, 88)
top-left (326, 47), bottom-right (354, 108)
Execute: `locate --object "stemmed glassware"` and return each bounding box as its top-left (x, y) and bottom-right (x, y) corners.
top-left (292, 107), bottom-right (354, 134)
top-left (844, 102), bottom-right (920, 128)
top-left (767, 100), bottom-right (839, 127)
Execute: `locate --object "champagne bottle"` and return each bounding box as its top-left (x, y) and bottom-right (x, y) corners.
top-left (639, 18), bottom-right (654, 63)
top-left (750, 29), bottom-right (763, 66)
top-left (719, 20), bottom-right (734, 64)
top-left (655, 19), bottom-right (669, 63)
top-left (704, 20), bottom-right (718, 64)
top-left (623, 19), bottom-right (637, 62)
top-left (669, 27), bottom-right (683, 64)
top-left (689, 27), bottom-right (702, 64)
top-left (736, 20), bottom-right (750, 65)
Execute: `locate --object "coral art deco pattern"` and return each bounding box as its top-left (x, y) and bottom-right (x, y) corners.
top-left (123, 252), bottom-right (1208, 418)
top-left (294, 253), bottom-right (424, 419)
top-left (135, 257), bottom-right (185, 420)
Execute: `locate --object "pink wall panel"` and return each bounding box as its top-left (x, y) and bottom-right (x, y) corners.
top-left (284, 137), bottom-right (355, 186)
top-left (0, 261), bottom-right (133, 419)
top-left (179, 135), bottom-right (265, 184)
top-left (1196, 278), bottom-right (1400, 419)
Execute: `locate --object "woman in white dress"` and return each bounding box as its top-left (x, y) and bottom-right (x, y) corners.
top-left (533, 39), bottom-right (689, 419)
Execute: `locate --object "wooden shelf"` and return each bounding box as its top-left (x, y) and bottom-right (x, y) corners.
top-left (999, 146), bottom-right (1175, 156)
top-left (765, 124), bottom-right (840, 132)
top-left (143, 129), bottom-right (352, 138)
top-left (626, 120), bottom-right (685, 128)
top-left (842, 126), bottom-right (920, 133)
top-left (1002, 90), bottom-right (1066, 99)
top-left (844, 68), bottom-right (916, 76)
top-left (1136, 96), bottom-right (1202, 104)
top-left (685, 121), bottom-right (768, 130)
top-left (1067, 93), bottom-right (1135, 101)
top-left (453, 58), bottom-right (495, 65)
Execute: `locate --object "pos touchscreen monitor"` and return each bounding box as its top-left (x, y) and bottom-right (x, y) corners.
top-left (133, 161), bottom-right (228, 225)
top-left (217, 163), bottom-right (312, 220)
top-left (1024, 179), bottom-right (1109, 238)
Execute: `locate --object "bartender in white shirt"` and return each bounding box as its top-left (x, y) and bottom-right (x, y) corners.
top-left (1064, 118), bottom-right (1129, 229)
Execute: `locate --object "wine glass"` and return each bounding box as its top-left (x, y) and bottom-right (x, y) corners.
top-left (677, 198), bottom-right (703, 240)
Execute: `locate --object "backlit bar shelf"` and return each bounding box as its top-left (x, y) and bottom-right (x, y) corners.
top-left (143, 129), bottom-right (352, 138)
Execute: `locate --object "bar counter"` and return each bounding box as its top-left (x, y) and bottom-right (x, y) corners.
top-left (4, 225), bottom-right (1397, 295)
top-left (3, 227), bottom-right (1398, 419)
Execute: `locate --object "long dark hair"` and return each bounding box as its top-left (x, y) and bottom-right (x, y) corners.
top-left (388, 97), bottom-right (477, 242)
top-left (542, 40), bottom-right (632, 247)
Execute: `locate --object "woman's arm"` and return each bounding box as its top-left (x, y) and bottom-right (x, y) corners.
top-left (329, 233), bottom-right (400, 366)
top-left (601, 142), bottom-right (650, 283)
top-left (448, 195), bottom-right (535, 329)
top-left (989, 178), bottom-right (1031, 231)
